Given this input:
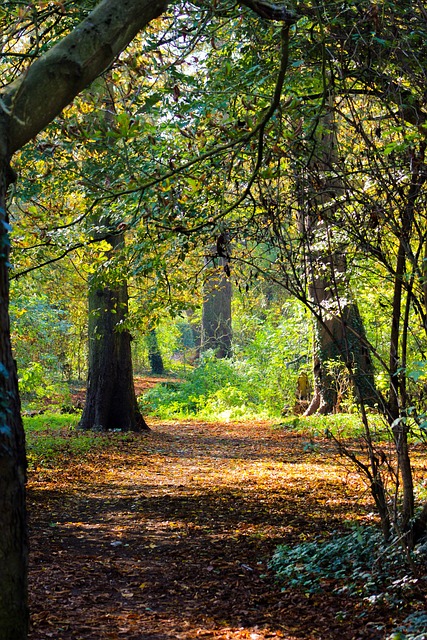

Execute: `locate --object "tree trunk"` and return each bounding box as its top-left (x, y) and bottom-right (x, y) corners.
top-left (0, 138), bottom-right (29, 639)
top-left (201, 238), bottom-right (232, 359)
top-left (79, 234), bottom-right (148, 432)
top-left (387, 152), bottom-right (426, 540)
top-left (147, 328), bottom-right (164, 375)
top-left (304, 271), bottom-right (378, 415)
top-left (302, 104), bottom-right (377, 414)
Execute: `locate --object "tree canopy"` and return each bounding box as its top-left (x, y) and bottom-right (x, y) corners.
top-left (3, 0), bottom-right (427, 637)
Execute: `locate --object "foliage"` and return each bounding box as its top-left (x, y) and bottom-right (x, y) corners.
top-left (387, 611), bottom-right (427, 640)
top-left (11, 275), bottom-right (76, 412)
top-left (277, 413), bottom-right (387, 440)
top-left (139, 351), bottom-right (262, 420)
top-left (270, 525), bottom-right (425, 606)
top-left (19, 362), bottom-right (70, 410)
top-left (10, 273), bottom-right (88, 385)
top-left (140, 326), bottom-right (307, 420)
top-left (10, 288), bottom-right (72, 367)
top-left (23, 412), bottom-right (128, 468)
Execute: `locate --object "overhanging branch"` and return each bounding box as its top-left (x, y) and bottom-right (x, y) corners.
top-left (238, 0), bottom-right (296, 22)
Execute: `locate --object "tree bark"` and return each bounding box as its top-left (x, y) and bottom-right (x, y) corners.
top-left (302, 104), bottom-right (377, 414)
top-left (147, 328), bottom-right (164, 375)
top-left (79, 233), bottom-right (148, 432)
top-left (0, 131), bottom-right (28, 639)
top-left (201, 253), bottom-right (232, 359)
top-left (304, 259), bottom-right (378, 415)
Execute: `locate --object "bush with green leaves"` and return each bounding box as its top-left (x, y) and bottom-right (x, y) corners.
top-left (19, 361), bottom-right (71, 410)
top-left (232, 295), bottom-right (311, 410)
top-left (140, 295), bottom-right (312, 420)
top-left (387, 611), bottom-right (427, 640)
top-left (140, 351), bottom-right (276, 419)
top-left (270, 526), bottom-right (425, 606)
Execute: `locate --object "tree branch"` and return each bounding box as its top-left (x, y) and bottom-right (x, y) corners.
top-left (3, 0), bottom-right (170, 154)
top-left (238, 0), bottom-right (296, 22)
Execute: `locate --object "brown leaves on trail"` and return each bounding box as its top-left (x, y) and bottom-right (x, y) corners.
top-left (28, 419), bottom-right (397, 639)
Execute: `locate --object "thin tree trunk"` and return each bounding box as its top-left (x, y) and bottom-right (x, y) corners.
top-left (389, 240), bottom-right (406, 422)
top-left (147, 328), bottom-right (164, 375)
top-left (387, 153), bottom-right (426, 538)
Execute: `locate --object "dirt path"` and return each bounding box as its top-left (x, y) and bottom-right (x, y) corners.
top-left (27, 419), bottom-right (388, 639)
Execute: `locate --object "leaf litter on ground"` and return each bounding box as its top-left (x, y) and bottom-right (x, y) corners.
top-left (27, 416), bottom-right (427, 639)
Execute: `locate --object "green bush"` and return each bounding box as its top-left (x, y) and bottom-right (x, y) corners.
top-left (19, 361), bottom-right (71, 410)
top-left (270, 525), bottom-right (422, 605)
top-left (140, 351), bottom-right (272, 419)
top-left (139, 296), bottom-right (311, 419)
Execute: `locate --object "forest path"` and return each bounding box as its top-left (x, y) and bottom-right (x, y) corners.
top-left (28, 418), bottom-right (380, 639)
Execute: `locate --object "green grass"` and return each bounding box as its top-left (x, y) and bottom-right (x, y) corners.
top-left (275, 412), bottom-right (389, 440)
top-left (23, 411), bottom-right (113, 467)
top-left (23, 412), bottom-right (81, 433)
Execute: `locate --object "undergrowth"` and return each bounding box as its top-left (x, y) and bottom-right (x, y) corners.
top-left (270, 525), bottom-right (427, 610)
top-left (277, 413), bottom-right (388, 440)
top-left (139, 352), bottom-right (284, 420)
top-left (24, 412), bottom-right (117, 468)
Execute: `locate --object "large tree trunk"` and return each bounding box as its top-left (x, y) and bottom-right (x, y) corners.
top-left (0, 139), bottom-right (29, 639)
top-left (303, 241), bottom-right (378, 415)
top-left (79, 234), bottom-right (148, 432)
top-left (302, 105), bottom-right (377, 414)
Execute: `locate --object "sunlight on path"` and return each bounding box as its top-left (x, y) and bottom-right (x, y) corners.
top-left (28, 419), bottom-right (369, 640)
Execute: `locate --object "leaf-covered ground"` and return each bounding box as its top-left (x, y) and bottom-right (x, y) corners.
top-left (27, 417), bottom-right (424, 639)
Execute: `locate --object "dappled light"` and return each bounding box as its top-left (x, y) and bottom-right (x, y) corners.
top-left (26, 418), bottom-right (420, 640)
top-left (2, 1), bottom-right (427, 637)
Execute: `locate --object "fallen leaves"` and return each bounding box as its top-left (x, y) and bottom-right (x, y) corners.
top-left (27, 418), bottom-right (422, 639)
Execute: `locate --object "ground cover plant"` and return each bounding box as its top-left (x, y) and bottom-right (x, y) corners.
top-left (140, 345), bottom-right (305, 421)
top-left (26, 407), bottom-right (427, 640)
top-left (24, 412), bottom-right (115, 469)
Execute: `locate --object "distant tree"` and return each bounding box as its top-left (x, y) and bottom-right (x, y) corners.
top-left (147, 328), bottom-right (165, 375)
top-left (201, 235), bottom-right (232, 359)
top-left (78, 231), bottom-right (148, 431)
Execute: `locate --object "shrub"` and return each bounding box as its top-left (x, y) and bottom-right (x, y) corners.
top-left (140, 351), bottom-right (271, 419)
top-left (270, 525), bottom-right (424, 606)
top-left (19, 361), bottom-right (71, 410)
